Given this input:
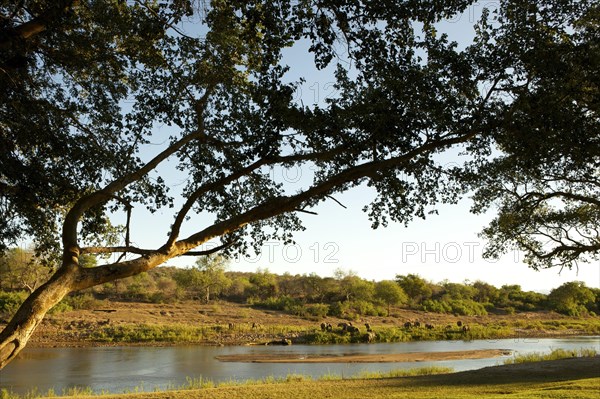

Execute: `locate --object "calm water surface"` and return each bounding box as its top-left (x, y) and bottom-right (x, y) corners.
top-left (1, 336), bottom-right (598, 394)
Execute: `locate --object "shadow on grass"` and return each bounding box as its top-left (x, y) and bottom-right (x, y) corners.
top-left (399, 356), bottom-right (600, 388)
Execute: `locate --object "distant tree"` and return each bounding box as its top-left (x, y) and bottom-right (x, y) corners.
top-left (248, 268), bottom-right (278, 300)
top-left (194, 255), bottom-right (231, 303)
top-left (374, 280), bottom-right (408, 316)
top-left (547, 281), bottom-right (596, 316)
top-left (224, 275), bottom-right (252, 302)
top-left (175, 255), bottom-right (231, 303)
top-left (349, 279), bottom-right (375, 302)
top-left (395, 274), bottom-right (433, 306)
top-left (0, 248), bottom-right (50, 293)
top-left (278, 272), bottom-right (304, 298)
top-left (299, 273), bottom-right (329, 303)
top-left (334, 269), bottom-right (373, 302)
top-left (495, 284), bottom-right (525, 309)
top-left (441, 282), bottom-right (477, 301)
top-left (589, 287), bottom-right (600, 314)
top-left (472, 280), bottom-right (499, 304)
top-left (155, 277), bottom-right (178, 302)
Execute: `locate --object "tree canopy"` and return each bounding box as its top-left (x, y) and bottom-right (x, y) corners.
top-left (0, 0), bottom-right (598, 368)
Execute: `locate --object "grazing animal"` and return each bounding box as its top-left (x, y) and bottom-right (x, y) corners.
top-left (326, 323), bottom-right (333, 332)
top-left (414, 321), bottom-right (421, 328)
top-left (266, 339), bottom-right (292, 346)
top-left (346, 325), bottom-right (360, 333)
top-left (320, 322), bottom-right (327, 331)
top-left (457, 321), bottom-right (463, 327)
top-left (365, 323), bottom-right (372, 332)
top-left (365, 331), bottom-right (376, 342)
top-left (228, 323), bottom-right (235, 330)
top-left (462, 325), bottom-right (470, 333)
top-left (338, 322), bottom-right (349, 331)
top-left (425, 323), bottom-right (434, 330)
top-left (404, 321), bottom-right (412, 329)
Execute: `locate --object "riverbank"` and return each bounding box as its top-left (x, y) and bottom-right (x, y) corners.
top-left (215, 349), bottom-right (513, 363)
top-left (10, 300), bottom-right (599, 348)
top-left (43, 356), bottom-right (600, 399)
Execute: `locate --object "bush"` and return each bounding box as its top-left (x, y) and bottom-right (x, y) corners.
top-left (421, 299), bottom-right (452, 314)
top-left (0, 291), bottom-right (28, 317)
top-left (254, 295), bottom-right (300, 312)
top-left (304, 303), bottom-right (329, 318)
top-left (421, 299), bottom-right (487, 316)
top-left (48, 300), bottom-right (73, 314)
top-left (64, 293), bottom-right (101, 310)
top-left (352, 300), bottom-right (378, 316)
top-left (327, 301), bottom-right (347, 318)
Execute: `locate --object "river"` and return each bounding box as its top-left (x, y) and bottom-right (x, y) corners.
top-left (1, 336), bottom-right (598, 395)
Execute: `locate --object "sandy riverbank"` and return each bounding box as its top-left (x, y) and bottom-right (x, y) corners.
top-left (215, 349), bottom-right (513, 363)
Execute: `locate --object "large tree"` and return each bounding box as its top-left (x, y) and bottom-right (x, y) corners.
top-left (464, 1), bottom-right (600, 270)
top-left (0, 0), bottom-right (597, 368)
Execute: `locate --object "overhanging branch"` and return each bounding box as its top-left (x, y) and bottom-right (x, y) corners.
top-left (0, 0), bottom-right (78, 50)
top-left (165, 146), bottom-right (348, 248)
top-left (174, 130), bottom-right (478, 254)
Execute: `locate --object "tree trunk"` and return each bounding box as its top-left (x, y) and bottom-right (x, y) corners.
top-left (0, 266), bottom-right (77, 369)
top-left (0, 248), bottom-right (172, 369)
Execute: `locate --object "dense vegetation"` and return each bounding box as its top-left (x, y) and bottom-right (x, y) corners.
top-left (1, 250), bottom-right (598, 321)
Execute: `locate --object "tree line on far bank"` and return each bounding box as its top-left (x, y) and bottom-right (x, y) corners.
top-left (0, 249), bottom-right (598, 320)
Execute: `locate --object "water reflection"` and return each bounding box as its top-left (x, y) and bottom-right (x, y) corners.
top-left (1, 336), bottom-right (598, 395)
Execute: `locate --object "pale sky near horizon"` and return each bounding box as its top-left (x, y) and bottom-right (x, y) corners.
top-left (54, 1), bottom-right (600, 293)
top-left (140, 171), bottom-right (600, 294)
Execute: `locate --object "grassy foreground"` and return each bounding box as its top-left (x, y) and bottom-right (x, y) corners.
top-left (41, 356), bottom-right (600, 399)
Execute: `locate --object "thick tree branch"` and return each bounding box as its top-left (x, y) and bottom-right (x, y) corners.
top-left (174, 131), bottom-right (478, 254)
top-left (74, 131), bottom-right (476, 287)
top-left (62, 85), bottom-right (216, 257)
top-left (522, 190), bottom-right (600, 207)
top-left (80, 246), bottom-right (154, 256)
top-left (81, 241), bottom-right (233, 258)
top-left (62, 128), bottom-right (208, 256)
top-left (0, 0), bottom-right (78, 50)
top-left (165, 147), bottom-right (348, 248)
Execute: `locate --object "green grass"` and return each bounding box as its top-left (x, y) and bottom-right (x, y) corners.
top-left (352, 366), bottom-right (454, 379)
top-left (301, 323), bottom-right (520, 344)
top-left (82, 316), bottom-right (600, 345)
top-left (503, 348), bottom-right (598, 365)
top-left (86, 323), bottom-right (309, 344)
top-left (3, 358), bottom-right (600, 399)
top-left (0, 367), bottom-right (453, 399)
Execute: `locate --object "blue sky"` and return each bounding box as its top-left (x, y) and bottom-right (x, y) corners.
top-left (106, 2), bottom-right (600, 293)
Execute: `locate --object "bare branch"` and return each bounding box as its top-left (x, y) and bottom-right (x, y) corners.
top-left (184, 241), bottom-right (235, 256)
top-left (326, 195), bottom-right (348, 209)
top-left (295, 209), bottom-right (319, 215)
